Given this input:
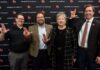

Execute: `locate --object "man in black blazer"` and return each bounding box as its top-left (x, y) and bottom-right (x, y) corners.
top-left (70, 4), bottom-right (100, 70)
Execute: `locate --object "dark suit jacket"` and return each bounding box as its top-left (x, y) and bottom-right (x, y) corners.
top-left (73, 18), bottom-right (100, 60)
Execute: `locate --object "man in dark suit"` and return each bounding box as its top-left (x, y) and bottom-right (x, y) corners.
top-left (70, 4), bottom-right (100, 70)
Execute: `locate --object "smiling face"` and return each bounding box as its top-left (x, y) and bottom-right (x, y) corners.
top-left (84, 6), bottom-right (94, 20)
top-left (15, 14), bottom-right (25, 26)
top-left (36, 13), bottom-right (45, 25)
top-left (57, 15), bottom-right (66, 26)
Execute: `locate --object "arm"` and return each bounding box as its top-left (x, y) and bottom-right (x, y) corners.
top-left (95, 21), bottom-right (100, 64)
top-left (0, 24), bottom-right (9, 41)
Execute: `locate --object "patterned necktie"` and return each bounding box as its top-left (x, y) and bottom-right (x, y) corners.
top-left (81, 21), bottom-right (89, 47)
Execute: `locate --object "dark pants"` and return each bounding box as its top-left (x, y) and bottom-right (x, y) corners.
top-left (32, 49), bottom-right (49, 70)
top-left (77, 47), bottom-right (96, 70)
top-left (55, 47), bottom-right (64, 70)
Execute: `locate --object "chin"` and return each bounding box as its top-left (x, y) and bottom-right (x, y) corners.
top-left (86, 17), bottom-right (91, 20)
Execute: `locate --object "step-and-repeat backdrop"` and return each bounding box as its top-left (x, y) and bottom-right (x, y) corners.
top-left (0, 0), bottom-right (100, 70)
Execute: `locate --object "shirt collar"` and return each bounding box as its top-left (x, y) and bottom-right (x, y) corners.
top-left (86, 17), bottom-right (94, 23)
top-left (13, 24), bottom-right (23, 30)
top-left (38, 23), bottom-right (45, 28)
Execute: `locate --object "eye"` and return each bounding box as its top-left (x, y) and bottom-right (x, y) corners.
top-left (17, 18), bottom-right (24, 20)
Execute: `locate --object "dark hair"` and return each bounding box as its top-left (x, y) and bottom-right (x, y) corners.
top-left (15, 13), bottom-right (24, 18)
top-left (83, 4), bottom-right (95, 12)
top-left (36, 11), bottom-right (45, 17)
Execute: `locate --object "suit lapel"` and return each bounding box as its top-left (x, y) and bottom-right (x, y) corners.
top-left (88, 19), bottom-right (96, 41)
top-left (35, 24), bottom-right (50, 44)
top-left (78, 19), bottom-right (85, 32)
top-left (34, 24), bottom-right (39, 43)
top-left (45, 24), bottom-right (49, 37)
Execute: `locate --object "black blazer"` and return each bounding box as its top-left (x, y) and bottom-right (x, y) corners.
top-left (73, 18), bottom-right (100, 60)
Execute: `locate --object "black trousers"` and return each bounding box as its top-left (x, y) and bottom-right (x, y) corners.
top-left (32, 49), bottom-right (49, 70)
top-left (55, 47), bottom-right (64, 70)
top-left (77, 47), bottom-right (96, 70)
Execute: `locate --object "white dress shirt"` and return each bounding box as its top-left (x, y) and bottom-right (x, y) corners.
top-left (38, 24), bottom-right (47, 50)
top-left (78, 17), bottom-right (94, 48)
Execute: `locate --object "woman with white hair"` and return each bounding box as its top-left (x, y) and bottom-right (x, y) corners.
top-left (48, 12), bottom-right (77, 70)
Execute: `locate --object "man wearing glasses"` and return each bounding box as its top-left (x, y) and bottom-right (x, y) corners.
top-left (0, 13), bottom-right (31, 70)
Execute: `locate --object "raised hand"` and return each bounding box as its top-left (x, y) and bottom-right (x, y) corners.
top-left (42, 34), bottom-right (48, 44)
top-left (23, 27), bottom-right (32, 39)
top-left (1, 24), bottom-right (9, 34)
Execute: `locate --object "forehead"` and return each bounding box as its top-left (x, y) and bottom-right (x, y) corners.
top-left (57, 15), bottom-right (65, 19)
top-left (17, 15), bottom-right (24, 18)
top-left (36, 13), bottom-right (44, 17)
top-left (85, 6), bottom-right (93, 10)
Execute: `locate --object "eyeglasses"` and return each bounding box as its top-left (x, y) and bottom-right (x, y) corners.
top-left (17, 18), bottom-right (24, 20)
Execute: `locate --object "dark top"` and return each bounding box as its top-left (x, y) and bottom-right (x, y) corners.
top-left (54, 28), bottom-right (66, 47)
top-left (5, 24), bottom-right (29, 53)
top-left (49, 26), bottom-right (78, 70)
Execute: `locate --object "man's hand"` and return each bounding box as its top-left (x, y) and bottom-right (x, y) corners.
top-left (42, 34), bottom-right (48, 44)
top-left (23, 27), bottom-right (32, 39)
top-left (1, 24), bottom-right (9, 34)
top-left (96, 56), bottom-right (100, 64)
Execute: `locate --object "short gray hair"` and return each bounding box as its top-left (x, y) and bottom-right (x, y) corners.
top-left (56, 12), bottom-right (67, 20)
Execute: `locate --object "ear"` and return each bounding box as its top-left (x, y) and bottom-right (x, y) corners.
top-left (15, 17), bottom-right (17, 21)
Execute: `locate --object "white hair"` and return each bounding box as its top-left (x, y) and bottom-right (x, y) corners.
top-left (56, 12), bottom-right (67, 20)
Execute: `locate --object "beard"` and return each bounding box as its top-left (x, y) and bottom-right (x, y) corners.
top-left (37, 20), bottom-right (45, 25)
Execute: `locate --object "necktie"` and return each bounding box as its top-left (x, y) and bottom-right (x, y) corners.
top-left (81, 21), bottom-right (89, 47)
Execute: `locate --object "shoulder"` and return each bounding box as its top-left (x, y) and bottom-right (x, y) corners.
top-left (45, 24), bottom-right (53, 28)
top-left (94, 19), bottom-right (100, 24)
top-left (29, 24), bottom-right (37, 29)
top-left (93, 18), bottom-right (100, 28)
top-left (45, 24), bottom-right (53, 32)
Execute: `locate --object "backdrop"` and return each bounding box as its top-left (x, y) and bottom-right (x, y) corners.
top-left (0, 0), bottom-right (100, 70)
